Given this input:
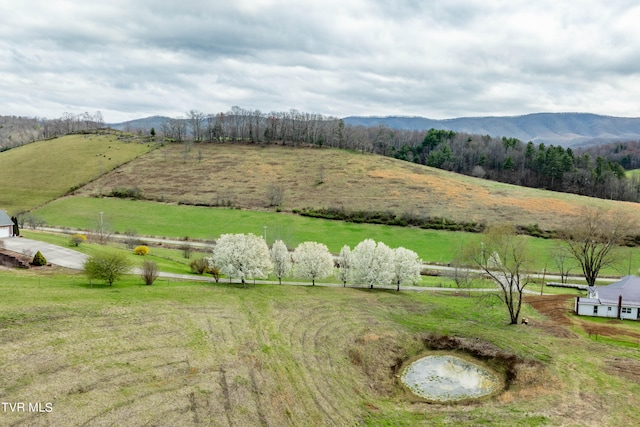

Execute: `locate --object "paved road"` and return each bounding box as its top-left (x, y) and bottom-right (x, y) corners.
top-left (2, 236), bottom-right (88, 269)
top-left (4, 231), bottom-right (606, 293)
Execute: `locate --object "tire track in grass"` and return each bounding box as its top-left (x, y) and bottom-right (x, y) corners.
top-left (270, 301), bottom-right (325, 423)
top-left (310, 316), bottom-right (361, 420)
top-left (282, 301), bottom-right (347, 425)
top-left (249, 367), bottom-right (269, 426)
top-left (299, 311), bottom-right (361, 425)
top-left (219, 367), bottom-right (235, 427)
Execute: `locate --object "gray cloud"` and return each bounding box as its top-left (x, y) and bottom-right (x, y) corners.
top-left (1, 0), bottom-right (639, 122)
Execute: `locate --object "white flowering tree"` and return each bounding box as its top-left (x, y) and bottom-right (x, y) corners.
top-left (335, 245), bottom-right (352, 287)
top-left (270, 240), bottom-right (292, 284)
top-left (351, 239), bottom-right (394, 289)
top-left (292, 241), bottom-right (334, 286)
top-left (213, 233), bottom-right (272, 288)
top-left (391, 247), bottom-right (422, 291)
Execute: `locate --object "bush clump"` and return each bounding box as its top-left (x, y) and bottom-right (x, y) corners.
top-left (190, 258), bottom-right (209, 274)
top-left (32, 251), bottom-right (47, 266)
top-left (134, 245), bottom-right (149, 256)
top-left (110, 186), bottom-right (143, 199)
top-left (70, 233), bottom-right (87, 246)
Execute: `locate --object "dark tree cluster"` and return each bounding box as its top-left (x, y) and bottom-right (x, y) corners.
top-left (575, 141), bottom-right (640, 171)
top-left (387, 130), bottom-right (640, 202)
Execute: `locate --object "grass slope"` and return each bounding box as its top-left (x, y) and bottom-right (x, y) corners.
top-left (33, 196), bottom-right (640, 272)
top-left (34, 196), bottom-right (474, 263)
top-left (2, 270), bottom-right (640, 426)
top-left (0, 132), bottom-right (153, 213)
top-left (75, 142), bottom-right (640, 231)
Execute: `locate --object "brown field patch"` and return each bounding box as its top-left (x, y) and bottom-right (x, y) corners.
top-left (605, 357), bottom-right (640, 383)
top-left (527, 294), bottom-right (640, 341)
top-left (74, 143), bottom-right (640, 230)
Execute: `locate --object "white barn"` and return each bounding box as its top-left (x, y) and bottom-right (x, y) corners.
top-left (0, 210), bottom-right (14, 238)
top-left (575, 275), bottom-right (640, 321)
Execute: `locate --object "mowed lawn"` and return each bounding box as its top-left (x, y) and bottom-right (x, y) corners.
top-left (2, 269), bottom-right (640, 426)
top-left (0, 132), bottom-right (153, 213)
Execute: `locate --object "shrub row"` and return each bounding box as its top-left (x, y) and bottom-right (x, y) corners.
top-left (515, 224), bottom-right (556, 239)
top-left (110, 186), bottom-right (143, 199)
top-left (293, 207), bottom-right (486, 233)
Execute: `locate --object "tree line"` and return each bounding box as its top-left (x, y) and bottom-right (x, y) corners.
top-left (6, 105), bottom-right (640, 203)
top-left (0, 112), bottom-right (105, 151)
top-left (158, 107), bottom-right (640, 203)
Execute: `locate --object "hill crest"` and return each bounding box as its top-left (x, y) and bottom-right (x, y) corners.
top-left (109, 112), bottom-right (640, 148)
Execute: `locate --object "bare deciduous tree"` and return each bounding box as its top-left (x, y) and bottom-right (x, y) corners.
top-left (267, 184), bottom-right (284, 207)
top-left (468, 224), bottom-right (531, 324)
top-left (563, 208), bottom-right (634, 287)
top-left (552, 245), bottom-right (574, 284)
top-left (141, 260), bottom-right (159, 286)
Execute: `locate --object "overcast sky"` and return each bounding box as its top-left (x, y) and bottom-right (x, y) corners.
top-left (1, 1), bottom-right (639, 123)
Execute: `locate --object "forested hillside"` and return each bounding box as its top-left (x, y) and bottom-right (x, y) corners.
top-left (391, 129), bottom-right (639, 202)
top-left (7, 106), bottom-right (640, 203)
top-left (0, 112), bottom-right (104, 151)
top-left (141, 107), bottom-right (640, 203)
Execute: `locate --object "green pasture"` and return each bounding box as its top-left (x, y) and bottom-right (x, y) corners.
top-left (33, 196), bottom-right (477, 263)
top-left (32, 196), bottom-right (640, 277)
top-left (0, 133), bottom-right (153, 213)
top-left (626, 169), bottom-right (640, 179)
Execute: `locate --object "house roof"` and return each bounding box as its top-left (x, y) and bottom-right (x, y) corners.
top-left (0, 210), bottom-right (13, 227)
top-left (583, 275), bottom-right (640, 306)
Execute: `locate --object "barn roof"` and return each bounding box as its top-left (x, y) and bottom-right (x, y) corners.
top-left (583, 275), bottom-right (640, 306)
top-left (0, 210), bottom-right (13, 227)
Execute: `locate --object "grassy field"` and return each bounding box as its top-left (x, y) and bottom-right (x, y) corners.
top-left (626, 169), bottom-right (640, 179)
top-left (72, 142), bottom-right (640, 231)
top-left (33, 196), bottom-right (478, 264)
top-left (1, 269), bottom-right (640, 426)
top-left (0, 131), bottom-right (154, 213)
top-left (4, 134), bottom-right (640, 425)
top-left (32, 196), bottom-right (640, 275)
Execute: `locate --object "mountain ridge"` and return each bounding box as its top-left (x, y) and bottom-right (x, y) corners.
top-left (342, 112), bottom-right (640, 147)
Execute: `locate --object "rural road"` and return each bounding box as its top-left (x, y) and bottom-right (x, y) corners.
top-left (1, 235), bottom-right (502, 292)
top-left (36, 226), bottom-right (609, 284)
top-left (4, 231), bottom-right (601, 292)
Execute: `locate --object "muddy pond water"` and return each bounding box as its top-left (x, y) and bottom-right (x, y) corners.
top-left (401, 354), bottom-right (501, 402)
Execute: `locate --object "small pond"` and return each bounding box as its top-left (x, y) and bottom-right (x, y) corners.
top-left (401, 354), bottom-right (500, 402)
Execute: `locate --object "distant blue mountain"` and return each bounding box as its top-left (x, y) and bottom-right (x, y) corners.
top-left (108, 116), bottom-right (168, 133)
top-left (343, 113), bottom-right (640, 147)
top-left (110, 112), bottom-right (640, 148)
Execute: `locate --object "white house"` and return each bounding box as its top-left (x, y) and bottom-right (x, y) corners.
top-left (0, 209), bottom-right (14, 238)
top-left (575, 275), bottom-right (640, 320)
